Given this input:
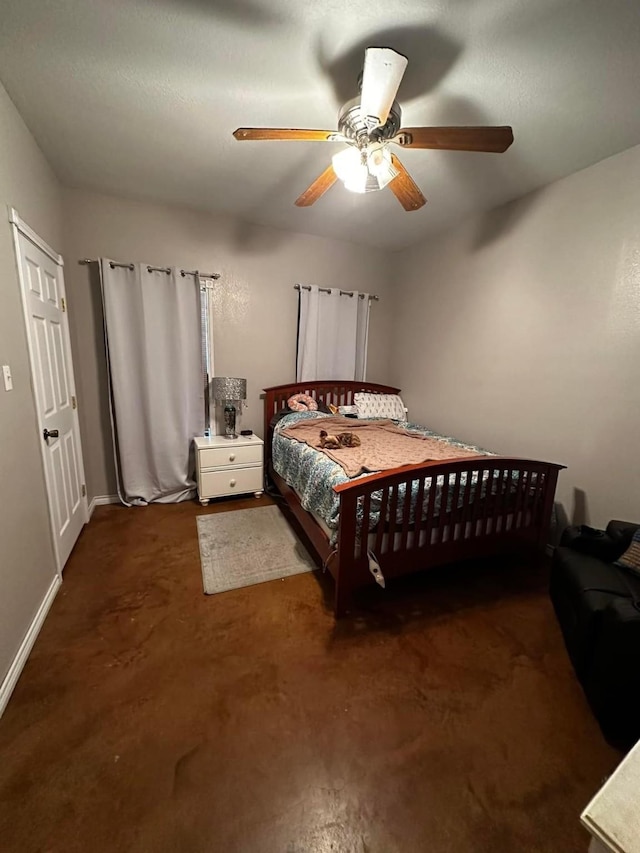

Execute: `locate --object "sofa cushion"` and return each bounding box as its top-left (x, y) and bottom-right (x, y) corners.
top-left (560, 525), bottom-right (630, 562)
top-left (553, 547), bottom-right (639, 598)
top-left (606, 520), bottom-right (640, 548)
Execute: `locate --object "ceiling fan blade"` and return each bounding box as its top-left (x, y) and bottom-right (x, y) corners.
top-left (360, 47), bottom-right (408, 129)
top-left (295, 164), bottom-right (338, 207)
top-left (394, 126), bottom-right (514, 153)
top-left (389, 155), bottom-right (426, 211)
top-left (233, 127), bottom-right (341, 142)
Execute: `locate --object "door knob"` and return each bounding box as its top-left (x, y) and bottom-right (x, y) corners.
top-left (43, 428), bottom-right (59, 440)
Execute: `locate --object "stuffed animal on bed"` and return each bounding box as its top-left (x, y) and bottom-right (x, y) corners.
top-left (318, 429), bottom-right (361, 449)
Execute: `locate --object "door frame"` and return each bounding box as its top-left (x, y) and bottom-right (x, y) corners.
top-left (9, 207), bottom-right (89, 573)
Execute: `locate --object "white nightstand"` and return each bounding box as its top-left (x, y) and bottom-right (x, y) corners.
top-left (193, 434), bottom-right (264, 505)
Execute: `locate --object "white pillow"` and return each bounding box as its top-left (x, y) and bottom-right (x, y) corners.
top-left (354, 392), bottom-right (406, 420)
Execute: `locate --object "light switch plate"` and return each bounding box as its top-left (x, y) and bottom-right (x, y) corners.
top-left (2, 365), bottom-right (13, 391)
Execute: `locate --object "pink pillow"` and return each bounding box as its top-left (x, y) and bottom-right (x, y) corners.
top-left (287, 393), bottom-right (318, 412)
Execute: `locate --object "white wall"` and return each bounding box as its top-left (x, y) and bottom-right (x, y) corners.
top-left (0, 82), bottom-right (61, 689)
top-left (62, 188), bottom-right (394, 499)
top-left (391, 144), bottom-right (640, 531)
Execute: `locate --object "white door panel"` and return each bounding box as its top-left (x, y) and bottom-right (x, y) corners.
top-left (13, 223), bottom-right (87, 571)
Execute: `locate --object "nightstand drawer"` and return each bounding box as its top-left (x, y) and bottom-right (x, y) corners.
top-left (200, 466), bottom-right (263, 498)
top-left (199, 443), bottom-right (263, 470)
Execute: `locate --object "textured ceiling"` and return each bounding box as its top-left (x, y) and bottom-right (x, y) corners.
top-left (1, 0), bottom-right (639, 250)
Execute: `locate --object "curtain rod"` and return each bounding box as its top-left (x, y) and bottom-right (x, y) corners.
top-left (294, 283), bottom-right (379, 301)
top-left (78, 258), bottom-right (221, 280)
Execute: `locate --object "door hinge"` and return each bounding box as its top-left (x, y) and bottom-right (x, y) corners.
top-left (82, 484), bottom-right (86, 497)
top-left (61, 297), bottom-right (66, 312)
top-left (72, 395), bottom-right (77, 409)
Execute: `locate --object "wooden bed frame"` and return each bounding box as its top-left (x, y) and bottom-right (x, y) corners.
top-left (264, 381), bottom-right (565, 617)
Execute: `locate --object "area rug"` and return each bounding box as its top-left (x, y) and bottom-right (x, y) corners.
top-left (197, 505), bottom-right (316, 595)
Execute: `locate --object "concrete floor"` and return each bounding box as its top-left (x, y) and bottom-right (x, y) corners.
top-left (0, 497), bottom-right (621, 852)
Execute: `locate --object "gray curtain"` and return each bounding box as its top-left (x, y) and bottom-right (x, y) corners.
top-left (100, 260), bottom-right (204, 505)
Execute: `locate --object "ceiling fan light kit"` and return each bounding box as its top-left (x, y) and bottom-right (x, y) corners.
top-left (331, 145), bottom-right (397, 193)
top-left (233, 47), bottom-right (514, 212)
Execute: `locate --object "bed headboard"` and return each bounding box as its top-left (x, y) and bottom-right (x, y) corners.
top-left (262, 380), bottom-right (401, 462)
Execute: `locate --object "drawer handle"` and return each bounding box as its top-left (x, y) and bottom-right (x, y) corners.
top-left (229, 479), bottom-right (236, 487)
top-left (229, 454), bottom-right (236, 462)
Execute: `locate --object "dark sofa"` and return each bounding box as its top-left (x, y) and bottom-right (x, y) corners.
top-left (550, 520), bottom-right (640, 748)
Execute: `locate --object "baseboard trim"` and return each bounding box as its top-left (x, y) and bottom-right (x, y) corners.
top-left (88, 494), bottom-right (120, 518)
top-left (0, 574), bottom-right (61, 718)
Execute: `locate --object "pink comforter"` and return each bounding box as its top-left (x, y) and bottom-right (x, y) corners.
top-left (279, 416), bottom-right (483, 478)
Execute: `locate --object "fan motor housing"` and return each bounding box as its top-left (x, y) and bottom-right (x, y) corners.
top-left (337, 97), bottom-right (402, 146)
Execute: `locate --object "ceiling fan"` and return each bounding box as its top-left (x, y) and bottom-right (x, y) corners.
top-left (233, 47), bottom-right (513, 212)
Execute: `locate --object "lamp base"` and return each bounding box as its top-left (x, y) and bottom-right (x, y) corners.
top-left (223, 403), bottom-right (237, 440)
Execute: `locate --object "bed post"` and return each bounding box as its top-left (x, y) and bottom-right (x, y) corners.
top-left (334, 491), bottom-right (358, 617)
top-left (333, 566), bottom-right (352, 618)
top-left (538, 464), bottom-right (561, 550)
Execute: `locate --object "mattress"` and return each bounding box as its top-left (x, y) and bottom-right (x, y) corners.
top-left (272, 411), bottom-right (497, 539)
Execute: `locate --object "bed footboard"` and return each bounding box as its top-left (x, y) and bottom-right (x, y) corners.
top-left (332, 457), bottom-right (564, 616)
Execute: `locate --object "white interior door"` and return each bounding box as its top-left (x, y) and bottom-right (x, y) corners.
top-left (12, 212), bottom-right (88, 571)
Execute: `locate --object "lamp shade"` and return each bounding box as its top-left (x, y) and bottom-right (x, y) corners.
top-left (211, 377), bottom-right (246, 402)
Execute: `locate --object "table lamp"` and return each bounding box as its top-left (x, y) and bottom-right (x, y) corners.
top-left (211, 377), bottom-right (247, 440)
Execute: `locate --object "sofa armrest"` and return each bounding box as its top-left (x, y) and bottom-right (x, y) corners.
top-left (584, 596), bottom-right (640, 746)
